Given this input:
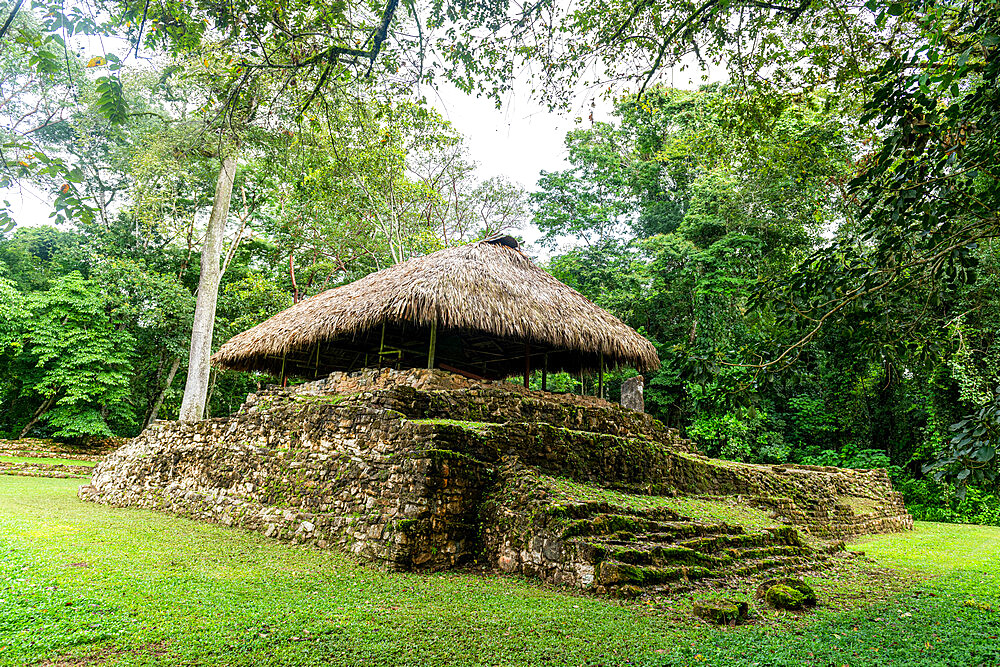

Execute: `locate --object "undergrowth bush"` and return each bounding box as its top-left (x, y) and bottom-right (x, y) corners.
top-left (899, 479), bottom-right (1000, 526)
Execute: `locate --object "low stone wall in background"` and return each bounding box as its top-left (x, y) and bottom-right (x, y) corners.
top-left (0, 437), bottom-right (119, 460)
top-left (80, 369), bottom-right (913, 592)
top-left (0, 438), bottom-right (112, 479)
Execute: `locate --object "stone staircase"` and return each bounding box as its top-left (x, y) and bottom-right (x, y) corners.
top-left (578, 517), bottom-right (828, 596)
top-left (483, 461), bottom-right (839, 597)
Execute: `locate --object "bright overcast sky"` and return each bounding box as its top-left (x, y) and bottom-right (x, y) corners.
top-left (428, 59), bottom-right (718, 191)
top-left (425, 61), bottom-right (717, 247)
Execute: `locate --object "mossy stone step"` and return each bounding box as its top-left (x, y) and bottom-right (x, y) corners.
top-left (561, 514), bottom-right (746, 539)
top-left (674, 527), bottom-right (801, 552)
top-left (546, 501), bottom-right (685, 522)
top-left (595, 540), bottom-right (814, 569)
top-left (588, 551), bottom-right (831, 596)
top-left (721, 545), bottom-right (813, 561)
top-left (630, 521), bottom-right (746, 540)
top-left (603, 543), bottom-right (721, 567)
top-left (729, 555), bottom-right (821, 577)
top-left (560, 513), bottom-right (661, 538)
top-left (546, 503), bottom-right (687, 524)
top-left (569, 521), bottom-right (762, 561)
top-left (597, 560), bottom-right (718, 586)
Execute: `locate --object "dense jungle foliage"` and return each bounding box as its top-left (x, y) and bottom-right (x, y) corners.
top-left (530, 85), bottom-right (1000, 526)
top-left (1, 0), bottom-right (997, 524)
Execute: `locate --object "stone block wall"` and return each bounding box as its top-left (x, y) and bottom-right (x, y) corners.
top-left (261, 367), bottom-right (629, 412)
top-left (81, 368), bottom-right (913, 590)
top-left (83, 396), bottom-right (488, 569)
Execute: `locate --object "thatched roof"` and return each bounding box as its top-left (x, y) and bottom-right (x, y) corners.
top-left (211, 237), bottom-right (660, 378)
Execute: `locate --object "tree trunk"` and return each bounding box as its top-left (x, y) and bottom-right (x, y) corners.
top-left (146, 356), bottom-right (181, 426)
top-left (178, 154), bottom-right (237, 421)
top-left (19, 393), bottom-right (57, 439)
top-left (204, 368), bottom-right (218, 418)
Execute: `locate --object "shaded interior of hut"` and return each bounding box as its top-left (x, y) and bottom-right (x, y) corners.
top-left (264, 321), bottom-right (617, 393)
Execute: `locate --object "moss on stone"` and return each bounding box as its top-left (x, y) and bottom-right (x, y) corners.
top-left (408, 418), bottom-right (494, 433)
top-left (838, 495), bottom-right (879, 515)
top-left (537, 475), bottom-right (780, 532)
top-left (610, 584), bottom-right (645, 599)
top-left (651, 545), bottom-right (712, 566)
top-left (397, 519), bottom-right (421, 534)
top-left (765, 584), bottom-right (806, 609)
top-left (693, 599), bottom-right (749, 625)
top-left (598, 560), bottom-right (707, 586)
top-left (418, 448), bottom-right (485, 464)
top-left (598, 560), bottom-right (647, 584)
top-left (609, 548), bottom-right (647, 564)
top-left (291, 394), bottom-right (351, 405)
top-left (560, 514), bottom-right (651, 539)
top-left (758, 577), bottom-right (818, 608)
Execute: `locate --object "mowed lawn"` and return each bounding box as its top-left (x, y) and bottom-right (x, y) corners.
top-left (1, 477), bottom-right (998, 667)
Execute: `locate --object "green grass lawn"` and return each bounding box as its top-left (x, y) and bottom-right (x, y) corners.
top-left (1, 476), bottom-right (998, 667)
top-left (0, 456), bottom-right (98, 467)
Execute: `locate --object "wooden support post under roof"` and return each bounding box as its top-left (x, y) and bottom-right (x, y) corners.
top-left (542, 353), bottom-right (548, 392)
top-left (280, 351), bottom-right (287, 387)
top-left (523, 342), bottom-right (530, 388)
top-left (378, 322), bottom-right (385, 369)
top-left (427, 319), bottom-right (438, 369)
top-left (598, 352), bottom-right (604, 400)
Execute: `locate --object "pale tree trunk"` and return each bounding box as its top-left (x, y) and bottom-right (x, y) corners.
top-left (204, 368), bottom-right (218, 418)
top-left (179, 154), bottom-right (237, 421)
top-left (146, 356), bottom-right (181, 426)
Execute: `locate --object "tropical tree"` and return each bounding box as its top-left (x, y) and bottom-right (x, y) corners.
top-left (536, 85), bottom-right (856, 452)
top-left (10, 272), bottom-right (134, 439)
top-left (0, 276), bottom-right (27, 382)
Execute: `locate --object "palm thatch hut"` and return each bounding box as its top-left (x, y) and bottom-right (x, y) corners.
top-left (211, 236), bottom-right (659, 390)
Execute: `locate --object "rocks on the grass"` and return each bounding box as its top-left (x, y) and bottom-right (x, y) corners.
top-left (758, 577), bottom-right (818, 610)
top-left (693, 599), bottom-right (749, 625)
top-left (611, 584), bottom-right (645, 599)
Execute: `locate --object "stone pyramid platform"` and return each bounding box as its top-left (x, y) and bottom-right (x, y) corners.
top-left (80, 369), bottom-right (912, 596)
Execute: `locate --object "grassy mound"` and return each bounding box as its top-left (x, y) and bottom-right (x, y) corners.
top-left (0, 456), bottom-right (98, 467)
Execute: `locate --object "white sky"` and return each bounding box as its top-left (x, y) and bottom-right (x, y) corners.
top-left (427, 59), bottom-right (714, 190)
top-left (423, 61), bottom-right (714, 247)
top-left (430, 85), bottom-right (590, 187)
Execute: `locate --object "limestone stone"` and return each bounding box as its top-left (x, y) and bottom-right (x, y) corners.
top-left (765, 584), bottom-right (806, 610)
top-left (757, 577), bottom-right (817, 608)
top-left (620, 375), bottom-right (644, 413)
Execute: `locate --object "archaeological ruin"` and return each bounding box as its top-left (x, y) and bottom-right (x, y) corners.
top-left (80, 237), bottom-right (912, 597)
